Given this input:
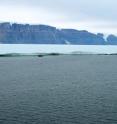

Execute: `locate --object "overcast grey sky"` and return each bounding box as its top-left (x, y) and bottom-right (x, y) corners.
top-left (0, 0), bottom-right (117, 34)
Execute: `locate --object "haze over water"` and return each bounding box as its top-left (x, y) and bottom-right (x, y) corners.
top-left (0, 55), bottom-right (117, 124)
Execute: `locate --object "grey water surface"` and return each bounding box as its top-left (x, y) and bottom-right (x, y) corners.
top-left (0, 55), bottom-right (117, 124)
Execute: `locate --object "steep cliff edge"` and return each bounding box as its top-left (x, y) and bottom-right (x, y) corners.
top-left (0, 22), bottom-right (116, 45)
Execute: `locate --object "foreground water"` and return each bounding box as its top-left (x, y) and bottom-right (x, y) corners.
top-left (0, 55), bottom-right (117, 124)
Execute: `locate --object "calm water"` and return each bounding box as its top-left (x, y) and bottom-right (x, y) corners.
top-left (0, 55), bottom-right (117, 124)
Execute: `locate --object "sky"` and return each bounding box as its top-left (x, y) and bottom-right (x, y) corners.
top-left (0, 0), bottom-right (117, 35)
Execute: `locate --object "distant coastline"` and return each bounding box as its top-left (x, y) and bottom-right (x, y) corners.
top-left (0, 22), bottom-right (117, 45)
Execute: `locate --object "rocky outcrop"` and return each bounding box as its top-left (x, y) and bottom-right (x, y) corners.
top-left (59, 29), bottom-right (105, 45)
top-left (0, 22), bottom-right (116, 45)
top-left (107, 35), bottom-right (117, 45)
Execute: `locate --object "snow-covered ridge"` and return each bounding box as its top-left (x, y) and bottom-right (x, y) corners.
top-left (0, 44), bottom-right (117, 56)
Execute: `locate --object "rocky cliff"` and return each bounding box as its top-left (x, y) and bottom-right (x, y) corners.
top-left (0, 22), bottom-right (116, 45)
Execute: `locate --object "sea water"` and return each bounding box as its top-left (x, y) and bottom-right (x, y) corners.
top-left (0, 55), bottom-right (117, 124)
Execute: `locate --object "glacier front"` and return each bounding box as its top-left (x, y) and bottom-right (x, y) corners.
top-left (0, 44), bottom-right (117, 55)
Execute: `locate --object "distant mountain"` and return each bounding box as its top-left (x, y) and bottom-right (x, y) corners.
top-left (0, 22), bottom-right (116, 45)
top-left (107, 35), bottom-right (117, 45)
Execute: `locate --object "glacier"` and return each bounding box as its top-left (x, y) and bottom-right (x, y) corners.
top-left (0, 44), bottom-right (117, 55)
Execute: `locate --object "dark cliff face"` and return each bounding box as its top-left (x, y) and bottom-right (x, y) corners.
top-left (0, 23), bottom-right (64, 44)
top-left (107, 35), bottom-right (117, 45)
top-left (0, 22), bottom-right (116, 44)
top-left (59, 29), bottom-right (105, 45)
